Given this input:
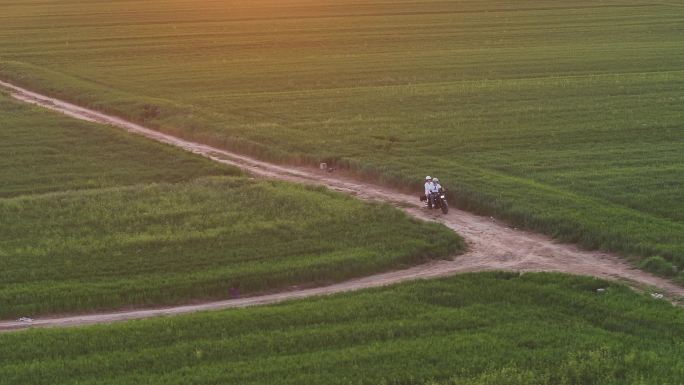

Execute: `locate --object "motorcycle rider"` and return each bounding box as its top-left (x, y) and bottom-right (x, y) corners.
top-left (432, 178), bottom-right (442, 193)
top-left (428, 177), bottom-right (442, 209)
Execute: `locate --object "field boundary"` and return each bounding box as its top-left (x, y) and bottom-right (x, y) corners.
top-left (1, 79), bottom-right (681, 332)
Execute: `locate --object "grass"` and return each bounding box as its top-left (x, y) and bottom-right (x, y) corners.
top-left (0, 0), bottom-right (681, 280)
top-left (0, 92), bottom-right (236, 197)
top-left (0, 92), bottom-right (463, 318)
top-left (0, 272), bottom-right (682, 385)
top-left (0, 178), bottom-right (460, 318)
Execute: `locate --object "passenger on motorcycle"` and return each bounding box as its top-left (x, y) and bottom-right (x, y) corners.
top-left (424, 176), bottom-right (434, 208)
top-left (424, 176), bottom-right (434, 196)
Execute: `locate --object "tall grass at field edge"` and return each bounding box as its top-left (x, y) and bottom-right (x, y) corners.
top-left (0, 273), bottom-right (682, 384)
top-left (0, 176), bottom-right (464, 318)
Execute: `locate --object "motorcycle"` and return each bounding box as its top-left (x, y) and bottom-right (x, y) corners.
top-left (420, 188), bottom-right (449, 214)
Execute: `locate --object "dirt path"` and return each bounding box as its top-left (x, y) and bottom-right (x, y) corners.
top-left (1, 80), bottom-right (681, 332)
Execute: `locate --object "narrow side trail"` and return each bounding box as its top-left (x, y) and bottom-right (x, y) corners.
top-left (1, 80), bottom-right (681, 332)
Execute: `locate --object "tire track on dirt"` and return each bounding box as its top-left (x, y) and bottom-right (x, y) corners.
top-left (1, 80), bottom-right (681, 332)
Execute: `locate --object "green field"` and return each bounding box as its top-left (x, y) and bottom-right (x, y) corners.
top-left (1, 273), bottom-right (682, 385)
top-left (0, 92), bottom-right (462, 318)
top-left (0, 0), bottom-right (681, 279)
top-left (0, 91), bottom-right (237, 197)
top-left (2, 3), bottom-right (683, 382)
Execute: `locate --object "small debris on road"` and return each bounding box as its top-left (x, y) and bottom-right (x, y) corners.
top-left (18, 317), bottom-right (34, 323)
top-left (651, 293), bottom-right (664, 299)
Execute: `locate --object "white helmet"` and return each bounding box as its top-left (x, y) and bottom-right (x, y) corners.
top-left (425, 176), bottom-right (432, 180)
top-left (433, 178), bottom-right (439, 183)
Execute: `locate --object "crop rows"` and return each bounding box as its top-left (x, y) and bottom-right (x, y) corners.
top-left (0, 0), bottom-right (681, 279)
top-left (1, 273), bottom-right (681, 385)
top-left (0, 92), bottom-right (462, 318)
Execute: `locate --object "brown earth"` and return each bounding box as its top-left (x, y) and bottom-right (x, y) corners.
top-left (0, 79), bottom-right (680, 332)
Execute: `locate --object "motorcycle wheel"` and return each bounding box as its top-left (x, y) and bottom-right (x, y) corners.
top-left (441, 201), bottom-right (449, 214)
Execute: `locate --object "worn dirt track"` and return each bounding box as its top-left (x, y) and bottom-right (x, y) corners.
top-left (1, 80), bottom-right (681, 332)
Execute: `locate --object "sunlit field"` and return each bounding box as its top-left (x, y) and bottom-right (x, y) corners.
top-left (0, 93), bottom-right (462, 318)
top-left (2, 273), bottom-right (682, 385)
top-left (1, 0), bottom-right (681, 279)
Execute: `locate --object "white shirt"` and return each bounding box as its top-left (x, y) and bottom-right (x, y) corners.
top-left (424, 181), bottom-right (434, 196)
top-left (432, 182), bottom-right (442, 193)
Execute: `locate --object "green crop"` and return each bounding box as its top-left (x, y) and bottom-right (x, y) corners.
top-left (1, 273), bottom-right (681, 385)
top-left (0, 0), bottom-right (681, 279)
top-left (0, 92), bottom-right (462, 318)
top-left (0, 93), bottom-right (237, 197)
top-left (0, 178), bottom-right (461, 318)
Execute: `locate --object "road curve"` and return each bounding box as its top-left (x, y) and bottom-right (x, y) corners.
top-left (0, 79), bottom-right (681, 332)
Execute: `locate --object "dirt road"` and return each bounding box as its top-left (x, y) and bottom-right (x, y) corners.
top-left (0, 79), bottom-right (681, 332)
